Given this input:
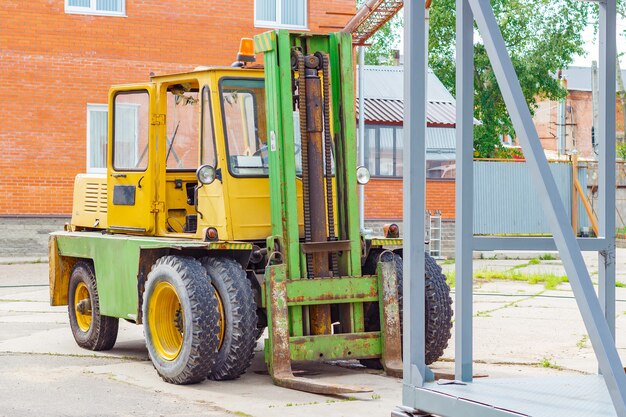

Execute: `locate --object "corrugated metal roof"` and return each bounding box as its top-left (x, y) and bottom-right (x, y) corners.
top-left (427, 127), bottom-right (456, 151)
top-left (357, 65), bottom-right (455, 102)
top-left (356, 98), bottom-right (457, 127)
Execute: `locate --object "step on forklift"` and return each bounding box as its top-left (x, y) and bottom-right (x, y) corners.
top-left (49, 29), bottom-right (453, 394)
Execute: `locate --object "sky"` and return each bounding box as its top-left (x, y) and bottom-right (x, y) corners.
top-left (396, 14), bottom-right (626, 69)
top-left (571, 18), bottom-right (626, 67)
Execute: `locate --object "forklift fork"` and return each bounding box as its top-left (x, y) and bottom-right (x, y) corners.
top-left (264, 261), bottom-right (402, 394)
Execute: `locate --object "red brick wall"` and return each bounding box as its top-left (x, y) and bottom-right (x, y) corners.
top-left (364, 178), bottom-right (455, 220)
top-left (534, 90), bottom-right (625, 159)
top-left (0, 0), bottom-right (354, 215)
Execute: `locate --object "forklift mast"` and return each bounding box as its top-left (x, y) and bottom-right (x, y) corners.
top-left (256, 30), bottom-right (362, 281)
top-left (253, 30), bottom-right (403, 394)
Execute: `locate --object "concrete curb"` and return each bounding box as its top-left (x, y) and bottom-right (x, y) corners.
top-left (0, 257), bottom-right (48, 265)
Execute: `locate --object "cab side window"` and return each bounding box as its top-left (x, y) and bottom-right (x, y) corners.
top-left (202, 86), bottom-right (216, 167)
top-left (165, 85), bottom-right (199, 170)
top-left (113, 91), bottom-right (150, 171)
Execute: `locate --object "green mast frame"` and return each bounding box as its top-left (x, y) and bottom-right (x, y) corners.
top-left (254, 30), bottom-right (402, 394)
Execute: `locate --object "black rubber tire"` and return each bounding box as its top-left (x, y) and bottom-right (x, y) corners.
top-left (68, 261), bottom-right (119, 351)
top-left (361, 251), bottom-right (453, 368)
top-left (254, 327), bottom-right (266, 341)
top-left (143, 256), bottom-right (220, 385)
top-left (201, 257), bottom-right (258, 380)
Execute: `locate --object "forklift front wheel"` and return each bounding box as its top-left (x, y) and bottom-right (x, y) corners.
top-left (201, 257), bottom-right (257, 381)
top-left (143, 256), bottom-right (220, 385)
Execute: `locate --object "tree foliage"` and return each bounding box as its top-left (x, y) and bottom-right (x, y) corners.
top-left (356, 0), bottom-right (403, 65)
top-left (429, 0), bottom-right (589, 157)
top-left (362, 16), bottom-right (403, 65)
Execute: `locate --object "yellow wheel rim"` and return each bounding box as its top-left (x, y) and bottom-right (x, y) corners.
top-left (213, 285), bottom-right (225, 348)
top-left (148, 281), bottom-right (184, 361)
top-left (74, 282), bottom-right (92, 332)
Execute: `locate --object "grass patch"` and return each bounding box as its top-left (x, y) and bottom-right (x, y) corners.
top-left (509, 258), bottom-right (540, 271)
top-left (539, 253), bottom-right (557, 261)
top-left (445, 271), bottom-right (455, 288)
top-left (539, 357), bottom-right (561, 370)
top-left (576, 334), bottom-right (589, 349)
top-left (232, 412), bottom-right (253, 417)
top-left (474, 269), bottom-right (568, 290)
top-left (617, 281), bottom-right (626, 288)
top-left (441, 258), bottom-right (455, 265)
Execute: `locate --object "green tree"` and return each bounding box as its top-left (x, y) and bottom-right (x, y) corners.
top-left (363, 15), bottom-right (402, 65)
top-left (429, 0), bottom-right (589, 157)
top-left (356, 0), bottom-right (403, 65)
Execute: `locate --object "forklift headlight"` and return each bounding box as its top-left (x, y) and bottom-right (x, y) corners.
top-left (196, 164), bottom-right (216, 185)
top-left (356, 166), bottom-right (370, 185)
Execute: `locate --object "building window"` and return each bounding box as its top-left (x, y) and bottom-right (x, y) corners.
top-left (364, 125), bottom-right (403, 177)
top-left (255, 0), bottom-right (307, 29)
top-left (65, 0), bottom-right (125, 17)
top-left (87, 104), bottom-right (107, 173)
top-left (364, 124), bottom-right (456, 179)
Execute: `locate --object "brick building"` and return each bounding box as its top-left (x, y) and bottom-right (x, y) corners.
top-left (0, 0), bottom-right (354, 255)
top-left (533, 66), bottom-right (626, 159)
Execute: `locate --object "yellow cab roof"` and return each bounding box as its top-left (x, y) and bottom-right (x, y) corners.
top-left (110, 65), bottom-right (265, 90)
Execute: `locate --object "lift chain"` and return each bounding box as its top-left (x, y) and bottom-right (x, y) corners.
top-left (293, 49), bottom-right (313, 278)
top-left (319, 52), bottom-right (339, 277)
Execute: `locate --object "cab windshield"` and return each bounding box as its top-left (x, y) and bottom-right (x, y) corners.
top-left (220, 78), bottom-right (302, 177)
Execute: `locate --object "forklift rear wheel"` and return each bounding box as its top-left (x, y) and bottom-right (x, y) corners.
top-left (360, 251), bottom-right (453, 369)
top-left (201, 257), bottom-right (258, 380)
top-left (68, 261), bottom-right (119, 351)
top-left (143, 256), bottom-right (220, 385)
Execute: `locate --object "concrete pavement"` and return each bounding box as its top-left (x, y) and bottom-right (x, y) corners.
top-left (1, 256), bottom-right (625, 416)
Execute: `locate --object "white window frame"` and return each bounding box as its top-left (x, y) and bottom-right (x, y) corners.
top-left (65, 0), bottom-right (126, 17)
top-left (86, 104), bottom-right (108, 174)
top-left (254, 0), bottom-right (308, 30)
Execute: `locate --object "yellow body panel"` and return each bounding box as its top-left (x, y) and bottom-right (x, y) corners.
top-left (225, 177), bottom-right (304, 241)
top-left (71, 174), bottom-right (108, 230)
top-left (196, 178), bottom-right (230, 240)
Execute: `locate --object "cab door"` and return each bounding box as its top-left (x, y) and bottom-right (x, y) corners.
top-left (107, 84), bottom-right (158, 234)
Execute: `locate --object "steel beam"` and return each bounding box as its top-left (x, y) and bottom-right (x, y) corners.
top-left (455, 0), bottom-right (474, 383)
top-left (402, 0), bottom-right (430, 391)
top-left (467, 0), bottom-right (626, 415)
top-left (598, 0), bottom-right (617, 340)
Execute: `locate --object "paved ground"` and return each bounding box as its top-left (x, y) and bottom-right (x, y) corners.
top-left (0, 253), bottom-right (625, 417)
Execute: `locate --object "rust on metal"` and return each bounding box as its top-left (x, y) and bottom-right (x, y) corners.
top-left (285, 276), bottom-right (378, 305)
top-left (267, 264), bottom-right (372, 394)
top-left (300, 240), bottom-right (351, 254)
top-left (378, 258), bottom-right (403, 377)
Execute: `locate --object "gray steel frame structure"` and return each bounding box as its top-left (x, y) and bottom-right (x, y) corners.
top-left (399, 0), bottom-right (626, 416)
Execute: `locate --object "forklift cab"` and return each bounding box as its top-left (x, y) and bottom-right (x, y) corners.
top-left (106, 66), bottom-right (303, 242)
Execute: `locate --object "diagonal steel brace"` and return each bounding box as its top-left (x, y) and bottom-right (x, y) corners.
top-left (468, 0), bottom-right (626, 415)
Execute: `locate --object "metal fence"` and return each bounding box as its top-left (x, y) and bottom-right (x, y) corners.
top-left (474, 160), bottom-right (589, 235)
